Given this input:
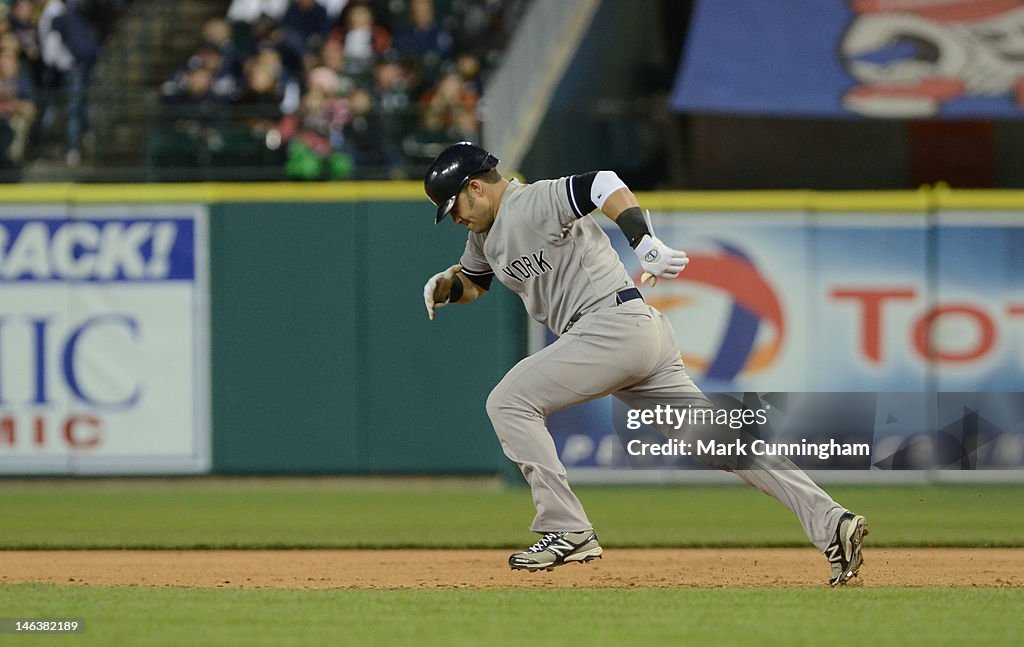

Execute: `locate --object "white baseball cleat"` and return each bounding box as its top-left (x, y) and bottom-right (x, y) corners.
top-left (826, 512), bottom-right (868, 586)
top-left (508, 531), bottom-right (603, 572)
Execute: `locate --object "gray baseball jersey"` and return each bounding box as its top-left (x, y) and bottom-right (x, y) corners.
top-left (464, 174), bottom-right (848, 554)
top-left (459, 178), bottom-right (634, 335)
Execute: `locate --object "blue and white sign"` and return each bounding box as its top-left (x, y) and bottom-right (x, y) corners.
top-left (671, 0), bottom-right (1024, 119)
top-left (0, 206), bottom-right (210, 474)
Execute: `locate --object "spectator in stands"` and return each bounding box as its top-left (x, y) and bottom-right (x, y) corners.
top-left (281, 0), bottom-right (331, 56)
top-left (234, 60), bottom-right (285, 141)
top-left (278, 0), bottom-right (329, 72)
top-left (317, 35), bottom-right (344, 72)
top-left (237, 61), bottom-right (285, 111)
top-left (393, 0), bottom-right (451, 89)
top-left (161, 40), bottom-right (241, 109)
top-left (455, 51), bottom-right (483, 97)
top-left (372, 53), bottom-right (413, 144)
top-left (202, 17), bottom-right (242, 77)
top-left (235, 61), bottom-right (284, 114)
top-left (316, 37), bottom-right (354, 96)
top-left (277, 84), bottom-right (353, 180)
top-left (329, 3), bottom-right (391, 81)
top-left (8, 0), bottom-right (42, 88)
top-left (417, 68), bottom-right (478, 143)
top-left (38, 0), bottom-right (73, 155)
top-left (154, 59), bottom-right (228, 168)
top-left (195, 40), bottom-right (242, 103)
top-left (51, 0), bottom-right (100, 166)
top-left (249, 42), bottom-right (301, 114)
top-left (161, 61), bottom-right (219, 110)
top-left (342, 84), bottom-right (400, 178)
top-left (0, 49), bottom-right (36, 168)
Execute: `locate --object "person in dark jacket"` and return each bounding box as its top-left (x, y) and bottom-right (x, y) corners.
top-left (279, 0), bottom-right (330, 71)
top-left (393, 0), bottom-right (452, 88)
top-left (52, 0), bottom-right (100, 165)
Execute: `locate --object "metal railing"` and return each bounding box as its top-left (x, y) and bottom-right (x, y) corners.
top-left (6, 87), bottom-right (478, 183)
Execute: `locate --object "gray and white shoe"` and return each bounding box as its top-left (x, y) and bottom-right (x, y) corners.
top-left (826, 512), bottom-right (868, 586)
top-left (508, 531), bottom-right (603, 571)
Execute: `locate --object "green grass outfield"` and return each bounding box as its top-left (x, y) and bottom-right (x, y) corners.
top-left (0, 479), bottom-right (1021, 549)
top-left (0, 585), bottom-right (1021, 647)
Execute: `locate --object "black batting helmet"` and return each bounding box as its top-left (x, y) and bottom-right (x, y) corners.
top-left (424, 142), bottom-right (499, 224)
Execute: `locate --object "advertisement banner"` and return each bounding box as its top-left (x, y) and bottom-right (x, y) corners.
top-left (0, 206), bottom-right (210, 474)
top-left (538, 212), bottom-right (1024, 472)
top-left (671, 0), bottom-right (1024, 119)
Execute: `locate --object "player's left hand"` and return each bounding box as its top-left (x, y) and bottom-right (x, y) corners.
top-left (633, 209), bottom-right (687, 285)
top-left (634, 235), bottom-right (688, 281)
top-left (423, 264), bottom-right (463, 320)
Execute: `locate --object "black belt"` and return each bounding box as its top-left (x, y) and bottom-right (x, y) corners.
top-left (563, 288), bottom-right (644, 334)
top-left (614, 287), bottom-right (643, 305)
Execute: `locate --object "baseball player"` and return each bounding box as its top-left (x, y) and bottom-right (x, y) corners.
top-left (421, 142), bottom-right (868, 585)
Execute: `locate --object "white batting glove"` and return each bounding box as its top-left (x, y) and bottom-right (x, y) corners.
top-left (423, 264), bottom-right (462, 320)
top-left (634, 210), bottom-right (687, 286)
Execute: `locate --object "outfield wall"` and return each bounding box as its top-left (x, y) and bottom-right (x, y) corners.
top-left (0, 184), bottom-right (526, 475)
top-left (0, 184), bottom-right (1020, 477)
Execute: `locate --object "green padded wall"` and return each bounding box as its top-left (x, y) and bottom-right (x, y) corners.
top-left (209, 200), bottom-right (526, 473)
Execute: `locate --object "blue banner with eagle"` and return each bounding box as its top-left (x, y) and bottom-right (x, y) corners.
top-left (671, 0), bottom-right (1024, 119)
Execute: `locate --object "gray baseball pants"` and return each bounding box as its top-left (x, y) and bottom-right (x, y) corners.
top-left (485, 300), bottom-right (846, 553)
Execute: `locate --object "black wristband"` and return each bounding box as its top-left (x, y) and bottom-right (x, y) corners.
top-left (448, 275), bottom-right (464, 303)
top-left (615, 206), bottom-right (650, 248)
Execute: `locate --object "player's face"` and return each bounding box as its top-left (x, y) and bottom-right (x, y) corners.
top-left (451, 184), bottom-right (495, 233)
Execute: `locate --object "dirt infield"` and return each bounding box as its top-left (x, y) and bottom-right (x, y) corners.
top-left (0, 549), bottom-right (1020, 589)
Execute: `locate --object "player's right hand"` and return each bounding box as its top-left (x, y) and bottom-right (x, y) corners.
top-left (423, 264), bottom-right (462, 320)
top-left (634, 235), bottom-right (688, 280)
